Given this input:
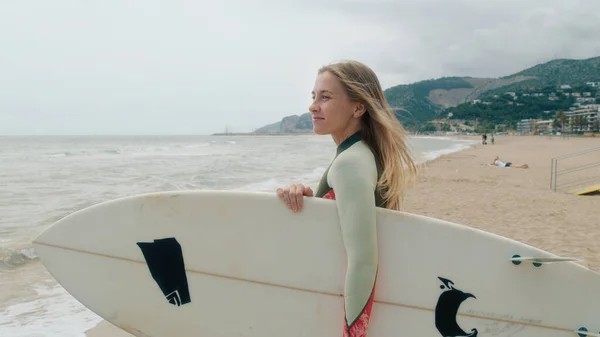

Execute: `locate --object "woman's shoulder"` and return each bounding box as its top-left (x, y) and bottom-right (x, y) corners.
top-left (329, 141), bottom-right (377, 178)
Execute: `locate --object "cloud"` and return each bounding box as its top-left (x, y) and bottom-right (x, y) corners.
top-left (0, 0), bottom-right (599, 134)
top-left (305, 0), bottom-right (600, 82)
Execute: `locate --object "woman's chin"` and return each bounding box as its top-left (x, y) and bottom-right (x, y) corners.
top-left (312, 126), bottom-right (329, 135)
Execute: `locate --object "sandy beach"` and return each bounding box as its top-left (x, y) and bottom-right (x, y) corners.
top-left (85, 135), bottom-right (600, 337)
top-left (403, 135), bottom-right (599, 271)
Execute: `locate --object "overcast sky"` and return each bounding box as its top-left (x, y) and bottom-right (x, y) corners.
top-left (1, 0), bottom-right (600, 135)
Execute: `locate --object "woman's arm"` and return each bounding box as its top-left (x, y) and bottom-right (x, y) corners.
top-left (328, 146), bottom-right (379, 328)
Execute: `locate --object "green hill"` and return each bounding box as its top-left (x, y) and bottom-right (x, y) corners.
top-left (508, 56), bottom-right (600, 83)
top-left (384, 77), bottom-right (474, 126)
top-left (480, 56), bottom-right (600, 98)
top-left (445, 83), bottom-right (599, 132)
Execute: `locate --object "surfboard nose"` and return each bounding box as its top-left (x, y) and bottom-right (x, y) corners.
top-left (32, 220), bottom-right (58, 249)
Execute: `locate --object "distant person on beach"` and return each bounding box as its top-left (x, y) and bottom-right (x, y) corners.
top-left (482, 134), bottom-right (487, 145)
top-left (492, 156), bottom-right (528, 168)
top-left (491, 135), bottom-right (495, 144)
top-left (276, 60), bottom-right (417, 337)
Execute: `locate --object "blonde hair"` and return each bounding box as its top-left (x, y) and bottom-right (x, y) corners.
top-left (318, 60), bottom-right (417, 210)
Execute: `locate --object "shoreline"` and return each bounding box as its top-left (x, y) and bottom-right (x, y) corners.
top-left (209, 131), bottom-right (474, 137)
top-left (211, 132), bottom-right (316, 136)
top-left (211, 131), bottom-right (599, 139)
top-left (84, 135), bottom-right (598, 336)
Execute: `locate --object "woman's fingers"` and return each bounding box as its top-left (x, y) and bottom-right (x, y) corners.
top-left (295, 185), bottom-right (313, 212)
top-left (277, 187), bottom-right (293, 210)
top-left (282, 188), bottom-right (291, 209)
top-left (295, 185), bottom-right (305, 212)
top-left (304, 186), bottom-right (314, 197)
top-left (290, 184), bottom-right (301, 212)
top-left (276, 184), bottom-right (313, 213)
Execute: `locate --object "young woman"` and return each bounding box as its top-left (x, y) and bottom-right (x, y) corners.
top-left (276, 60), bottom-right (417, 337)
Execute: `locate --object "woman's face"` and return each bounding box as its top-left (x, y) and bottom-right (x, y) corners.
top-left (309, 71), bottom-right (362, 142)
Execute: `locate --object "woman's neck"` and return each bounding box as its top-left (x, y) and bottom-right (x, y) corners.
top-left (332, 126), bottom-right (361, 146)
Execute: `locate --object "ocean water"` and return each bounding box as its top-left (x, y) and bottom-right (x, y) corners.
top-left (0, 134), bottom-right (475, 337)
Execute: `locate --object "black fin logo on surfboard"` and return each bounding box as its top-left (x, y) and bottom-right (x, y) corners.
top-left (435, 277), bottom-right (477, 337)
top-left (137, 237), bottom-right (191, 306)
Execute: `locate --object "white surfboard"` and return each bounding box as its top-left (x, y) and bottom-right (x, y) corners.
top-left (33, 190), bottom-right (600, 337)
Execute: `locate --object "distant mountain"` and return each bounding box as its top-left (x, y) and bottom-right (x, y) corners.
top-left (254, 113), bottom-right (312, 133)
top-left (255, 56), bottom-right (600, 132)
top-left (254, 120), bottom-right (281, 133)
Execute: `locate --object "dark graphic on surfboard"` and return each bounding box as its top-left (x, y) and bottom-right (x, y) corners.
top-left (137, 237), bottom-right (191, 306)
top-left (435, 277), bottom-right (477, 337)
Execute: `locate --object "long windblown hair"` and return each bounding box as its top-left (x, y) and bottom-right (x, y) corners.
top-left (318, 60), bottom-right (417, 210)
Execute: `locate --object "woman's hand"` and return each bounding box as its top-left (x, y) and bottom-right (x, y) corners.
top-left (276, 184), bottom-right (314, 213)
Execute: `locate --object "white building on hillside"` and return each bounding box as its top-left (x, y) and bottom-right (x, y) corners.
top-left (517, 119), bottom-right (536, 133)
top-left (517, 119), bottom-right (554, 134)
top-left (534, 120), bottom-right (553, 134)
top-left (565, 105), bottom-right (600, 132)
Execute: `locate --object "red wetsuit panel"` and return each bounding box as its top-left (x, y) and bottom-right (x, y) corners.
top-left (343, 288), bottom-right (375, 337)
top-left (323, 189), bottom-right (336, 200)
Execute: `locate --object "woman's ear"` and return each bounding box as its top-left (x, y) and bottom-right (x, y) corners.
top-left (353, 103), bottom-right (367, 118)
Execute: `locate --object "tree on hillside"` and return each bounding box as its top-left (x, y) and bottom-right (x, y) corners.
top-left (559, 111), bottom-right (567, 132)
top-left (572, 116), bottom-right (586, 131)
top-left (591, 118), bottom-right (600, 132)
top-left (418, 122), bottom-right (437, 132)
top-left (554, 111), bottom-right (566, 132)
top-left (552, 118), bottom-right (561, 130)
